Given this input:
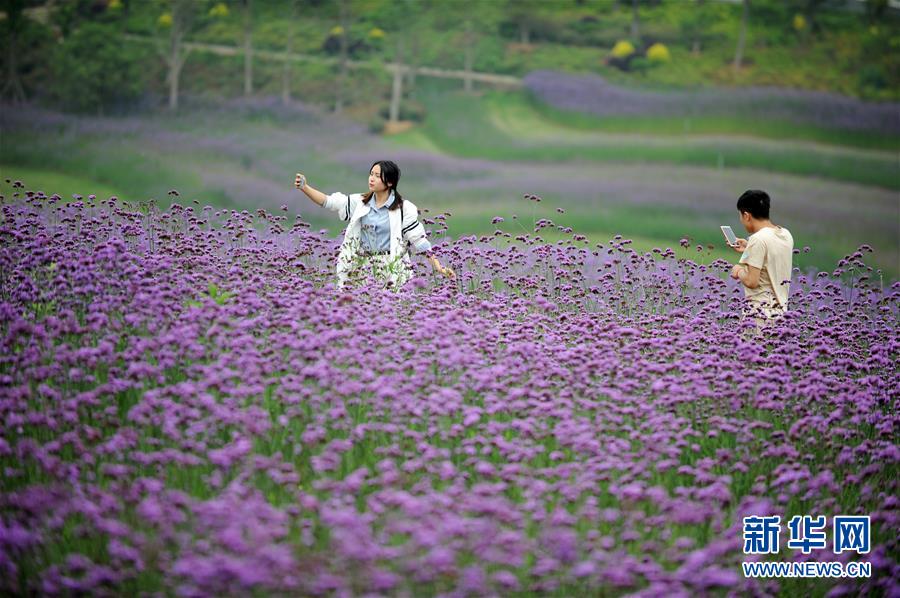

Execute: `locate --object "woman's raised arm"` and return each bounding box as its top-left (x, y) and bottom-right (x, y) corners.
top-left (294, 173), bottom-right (327, 207)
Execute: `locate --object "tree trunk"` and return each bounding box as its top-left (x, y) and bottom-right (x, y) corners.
top-left (1, 34), bottom-right (27, 103)
top-left (168, 52), bottom-right (181, 110)
top-left (733, 0), bottom-right (748, 72)
top-left (406, 33), bottom-right (418, 96)
top-left (282, 1), bottom-right (297, 105)
top-left (167, 28), bottom-right (180, 110)
top-left (463, 19), bottom-right (474, 94)
top-left (243, 0), bottom-right (253, 96)
top-left (519, 23), bottom-right (530, 45)
top-left (692, 0), bottom-right (706, 56)
top-left (0, 0), bottom-right (27, 103)
top-left (389, 39), bottom-right (404, 123)
top-left (163, 0), bottom-right (194, 112)
top-left (334, 0), bottom-right (349, 113)
top-left (631, 0), bottom-right (640, 42)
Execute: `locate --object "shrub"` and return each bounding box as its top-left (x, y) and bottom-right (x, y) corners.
top-left (209, 3), bottom-right (229, 18)
top-left (611, 40), bottom-right (635, 59)
top-left (378, 100), bottom-right (426, 122)
top-left (49, 22), bottom-right (148, 114)
top-left (646, 43), bottom-right (671, 63)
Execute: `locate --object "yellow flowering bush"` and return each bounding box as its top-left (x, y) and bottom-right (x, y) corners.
top-left (157, 12), bottom-right (172, 28)
top-left (793, 14), bottom-right (807, 32)
top-left (330, 25), bottom-right (345, 36)
top-left (647, 43), bottom-right (670, 63)
top-left (611, 40), bottom-right (635, 59)
top-left (209, 3), bottom-right (230, 18)
top-left (369, 27), bottom-right (385, 40)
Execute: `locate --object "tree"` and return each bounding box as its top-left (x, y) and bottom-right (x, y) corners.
top-left (463, 17), bottom-right (475, 93)
top-left (0, 0), bottom-right (27, 103)
top-left (49, 22), bottom-right (146, 114)
top-left (680, 0), bottom-right (716, 55)
top-left (733, 0), bottom-right (749, 72)
top-left (50, 0), bottom-right (114, 37)
top-left (404, 4), bottom-right (427, 97)
top-left (369, 0), bottom-right (419, 123)
top-left (505, 0), bottom-right (545, 44)
top-left (792, 0), bottom-right (830, 34)
top-left (155, 0), bottom-right (197, 111)
top-left (431, 0), bottom-right (501, 95)
top-left (865, 0), bottom-right (889, 20)
top-left (334, 0), bottom-right (349, 113)
top-left (242, 0), bottom-right (253, 96)
top-left (282, 0), bottom-right (300, 105)
top-left (631, 0), bottom-right (640, 43)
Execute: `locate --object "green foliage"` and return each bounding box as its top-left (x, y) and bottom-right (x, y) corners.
top-left (857, 25), bottom-right (900, 101)
top-left (48, 22), bottom-right (148, 114)
top-left (0, 5), bottom-right (54, 101)
top-left (49, 0), bottom-right (120, 37)
top-left (678, 1), bottom-right (722, 53)
top-left (378, 99), bottom-right (425, 122)
top-left (77, 0), bottom-right (897, 103)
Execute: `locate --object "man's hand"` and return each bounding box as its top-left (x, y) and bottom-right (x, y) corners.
top-left (730, 238), bottom-right (748, 252)
top-left (294, 173), bottom-right (306, 190)
top-left (730, 264), bottom-right (746, 280)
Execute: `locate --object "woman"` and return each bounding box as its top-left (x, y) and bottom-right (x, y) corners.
top-left (294, 160), bottom-right (455, 290)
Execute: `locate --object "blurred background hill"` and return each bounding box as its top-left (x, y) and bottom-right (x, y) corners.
top-left (1, 0), bottom-right (898, 278)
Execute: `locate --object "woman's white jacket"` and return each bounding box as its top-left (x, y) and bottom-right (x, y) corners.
top-left (323, 191), bottom-right (429, 288)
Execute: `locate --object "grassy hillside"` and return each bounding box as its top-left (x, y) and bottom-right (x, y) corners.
top-left (390, 88), bottom-right (899, 190)
top-left (3, 89), bottom-right (896, 280)
top-left (385, 82), bottom-right (898, 278)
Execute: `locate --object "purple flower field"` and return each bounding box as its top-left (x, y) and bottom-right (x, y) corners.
top-left (524, 71), bottom-right (900, 135)
top-left (1, 185), bottom-right (898, 596)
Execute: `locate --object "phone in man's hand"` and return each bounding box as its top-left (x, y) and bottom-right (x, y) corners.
top-left (720, 225), bottom-right (738, 246)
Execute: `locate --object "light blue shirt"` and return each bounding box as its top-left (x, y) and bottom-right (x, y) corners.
top-left (360, 191), bottom-right (395, 252)
top-left (360, 191), bottom-right (432, 254)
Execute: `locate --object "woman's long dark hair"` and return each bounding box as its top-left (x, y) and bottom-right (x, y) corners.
top-left (362, 160), bottom-right (403, 211)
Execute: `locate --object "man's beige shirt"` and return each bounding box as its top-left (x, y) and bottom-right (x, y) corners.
top-left (739, 226), bottom-right (794, 310)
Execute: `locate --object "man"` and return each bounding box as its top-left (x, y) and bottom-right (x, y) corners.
top-left (729, 189), bottom-right (794, 321)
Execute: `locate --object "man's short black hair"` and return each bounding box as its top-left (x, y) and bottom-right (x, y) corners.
top-left (737, 189), bottom-right (771, 220)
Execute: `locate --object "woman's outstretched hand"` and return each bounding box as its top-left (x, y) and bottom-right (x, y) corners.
top-left (293, 174), bottom-right (327, 206)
